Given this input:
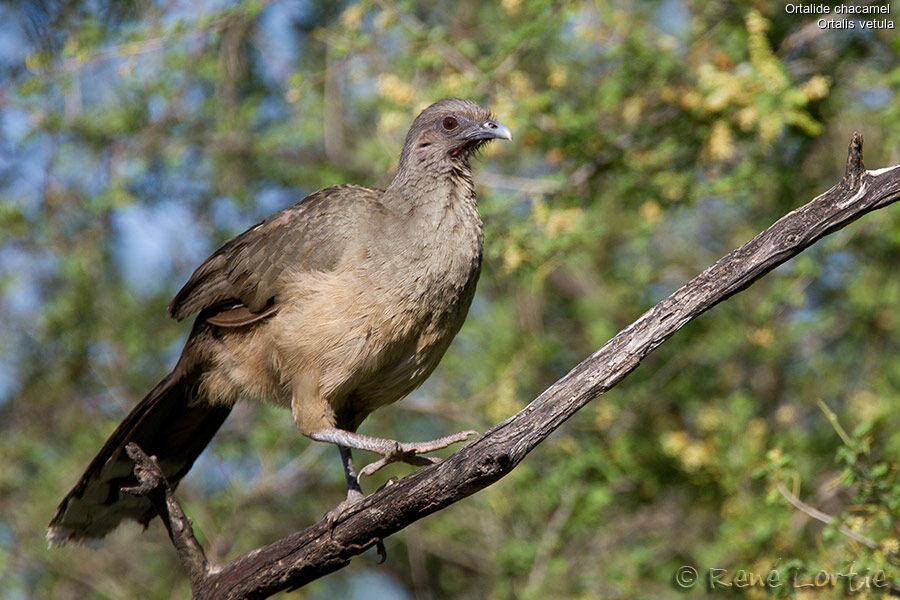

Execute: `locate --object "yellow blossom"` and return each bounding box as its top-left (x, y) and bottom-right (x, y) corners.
top-left (285, 87), bottom-right (303, 103)
top-left (775, 404), bottom-right (797, 425)
top-left (708, 120), bottom-right (735, 161)
top-left (749, 326), bottom-right (774, 347)
top-left (846, 515), bottom-right (866, 532)
top-left (681, 442), bottom-right (709, 471)
top-left (697, 408), bottom-right (723, 432)
top-left (849, 390), bottom-right (884, 423)
top-left (622, 96), bottom-right (643, 126)
top-left (547, 65), bottom-right (568, 88)
top-left (639, 200), bottom-right (661, 223)
top-left (736, 106), bottom-right (758, 130)
top-left (374, 8), bottom-right (394, 29)
top-left (442, 72), bottom-right (465, 96)
top-left (662, 430), bottom-right (690, 456)
top-left (594, 402), bottom-right (616, 431)
top-left (801, 75), bottom-right (830, 101)
top-left (680, 89), bottom-right (702, 111)
top-left (508, 71), bottom-right (533, 97)
top-left (501, 0), bottom-right (521, 14)
top-left (747, 418), bottom-right (767, 439)
top-left (545, 208), bottom-right (583, 236)
top-left (377, 73), bottom-right (416, 106)
top-left (341, 3), bottom-right (365, 29)
top-left (377, 110), bottom-right (405, 138)
top-left (503, 244), bottom-right (524, 272)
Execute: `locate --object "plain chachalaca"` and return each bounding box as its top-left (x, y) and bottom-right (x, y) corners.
top-left (48, 98), bottom-right (511, 544)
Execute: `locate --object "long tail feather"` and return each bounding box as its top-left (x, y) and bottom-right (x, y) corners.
top-left (47, 367), bottom-right (231, 545)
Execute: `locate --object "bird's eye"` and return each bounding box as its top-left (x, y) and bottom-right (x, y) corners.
top-left (442, 116), bottom-right (458, 130)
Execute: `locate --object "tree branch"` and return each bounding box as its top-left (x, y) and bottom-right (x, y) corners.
top-left (125, 134), bottom-right (900, 599)
top-left (122, 444), bottom-right (212, 591)
top-left (774, 482), bottom-right (879, 550)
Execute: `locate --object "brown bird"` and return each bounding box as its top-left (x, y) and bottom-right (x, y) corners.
top-left (48, 98), bottom-right (511, 544)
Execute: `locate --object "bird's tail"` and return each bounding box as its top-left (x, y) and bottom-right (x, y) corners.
top-left (47, 365), bottom-right (232, 545)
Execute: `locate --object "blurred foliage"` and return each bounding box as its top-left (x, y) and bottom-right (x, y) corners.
top-left (1, 0), bottom-right (898, 598)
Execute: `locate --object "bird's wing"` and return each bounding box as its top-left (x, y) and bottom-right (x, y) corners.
top-left (168, 184), bottom-right (382, 322)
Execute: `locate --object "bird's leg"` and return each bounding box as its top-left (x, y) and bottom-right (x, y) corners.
top-left (324, 445), bottom-right (366, 526)
top-left (309, 427), bottom-right (478, 477)
top-left (338, 445), bottom-right (364, 503)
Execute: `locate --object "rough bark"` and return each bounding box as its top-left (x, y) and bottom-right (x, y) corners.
top-left (126, 134), bottom-right (900, 599)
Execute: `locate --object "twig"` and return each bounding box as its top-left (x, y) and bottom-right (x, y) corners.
top-left (523, 484), bottom-right (581, 593)
top-left (775, 481), bottom-right (879, 549)
top-left (376, 1), bottom-right (485, 80)
top-left (816, 399), bottom-right (855, 448)
top-left (122, 443), bottom-right (213, 592)
top-left (34, 2), bottom-right (274, 76)
top-left (407, 527), bottom-right (435, 600)
top-left (476, 163), bottom-right (596, 195)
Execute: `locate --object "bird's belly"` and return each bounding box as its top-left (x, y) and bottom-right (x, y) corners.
top-left (348, 318), bottom-right (459, 414)
top-left (270, 261), bottom-right (477, 426)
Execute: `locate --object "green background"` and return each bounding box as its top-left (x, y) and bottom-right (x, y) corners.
top-left (1, 0), bottom-right (898, 598)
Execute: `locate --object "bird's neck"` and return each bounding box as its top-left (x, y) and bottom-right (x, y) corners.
top-left (384, 160), bottom-right (476, 215)
top-left (377, 160), bottom-right (482, 264)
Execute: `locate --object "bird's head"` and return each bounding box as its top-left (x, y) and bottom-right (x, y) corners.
top-left (397, 98), bottom-right (511, 173)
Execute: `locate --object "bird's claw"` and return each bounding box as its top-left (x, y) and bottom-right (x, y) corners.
top-left (358, 430), bottom-right (478, 477)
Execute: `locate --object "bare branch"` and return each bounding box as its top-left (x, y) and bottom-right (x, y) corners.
top-left (122, 444), bottom-right (212, 592)
top-left (774, 482), bottom-right (879, 550)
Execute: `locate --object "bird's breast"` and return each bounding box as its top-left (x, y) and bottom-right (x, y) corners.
top-left (332, 193), bottom-right (483, 412)
top-left (264, 182), bottom-right (484, 423)
top-left (394, 198), bottom-right (483, 312)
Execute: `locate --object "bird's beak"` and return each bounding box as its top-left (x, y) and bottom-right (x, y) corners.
top-left (463, 119), bottom-right (513, 142)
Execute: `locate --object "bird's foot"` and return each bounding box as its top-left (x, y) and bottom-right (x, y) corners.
top-left (357, 430), bottom-right (478, 477)
top-left (309, 427), bottom-right (479, 478)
